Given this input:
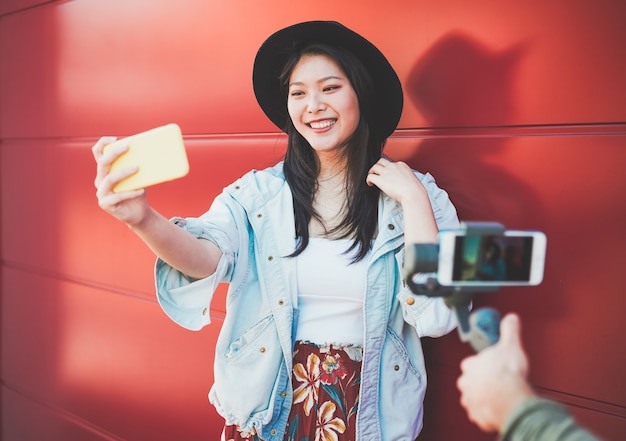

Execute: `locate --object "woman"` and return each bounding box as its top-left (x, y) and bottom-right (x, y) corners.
top-left (93, 21), bottom-right (460, 441)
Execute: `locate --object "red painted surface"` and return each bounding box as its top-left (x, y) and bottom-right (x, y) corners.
top-left (1, 1), bottom-right (625, 440)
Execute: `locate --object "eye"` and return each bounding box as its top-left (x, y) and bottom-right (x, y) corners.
top-left (289, 90), bottom-right (304, 97)
top-left (323, 85), bottom-right (340, 92)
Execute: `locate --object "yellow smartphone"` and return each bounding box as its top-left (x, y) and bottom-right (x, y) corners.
top-left (104, 123), bottom-right (189, 192)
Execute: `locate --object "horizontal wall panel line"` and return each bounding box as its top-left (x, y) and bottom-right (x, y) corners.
top-left (1, 382), bottom-right (126, 441)
top-left (0, 132), bottom-right (288, 144)
top-left (1, 122), bottom-right (624, 144)
top-left (1, 260), bottom-right (155, 303)
top-left (394, 122), bottom-right (626, 140)
top-left (537, 386), bottom-right (626, 419)
top-left (0, 0), bottom-right (57, 18)
top-left (1, 260), bottom-right (226, 321)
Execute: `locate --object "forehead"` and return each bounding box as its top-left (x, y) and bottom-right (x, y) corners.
top-left (289, 53), bottom-right (346, 83)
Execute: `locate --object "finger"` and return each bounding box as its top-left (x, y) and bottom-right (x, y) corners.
top-left (96, 175), bottom-right (144, 206)
top-left (94, 143), bottom-right (130, 188)
top-left (365, 171), bottom-right (380, 187)
top-left (499, 313), bottom-right (522, 349)
top-left (369, 158), bottom-right (390, 175)
top-left (459, 354), bottom-right (476, 373)
top-left (456, 373), bottom-right (467, 393)
top-left (99, 141), bottom-right (129, 164)
top-left (368, 164), bottom-right (382, 175)
top-left (96, 165), bottom-right (139, 195)
top-left (97, 187), bottom-right (145, 213)
top-left (91, 136), bottom-right (117, 160)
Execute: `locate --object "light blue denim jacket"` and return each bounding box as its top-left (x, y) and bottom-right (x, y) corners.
top-left (155, 162), bottom-right (460, 441)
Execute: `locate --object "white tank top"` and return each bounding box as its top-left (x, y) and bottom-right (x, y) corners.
top-left (295, 237), bottom-right (370, 345)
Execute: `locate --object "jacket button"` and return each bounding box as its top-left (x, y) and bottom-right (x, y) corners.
top-left (394, 365), bottom-right (400, 371)
top-left (268, 256), bottom-right (274, 261)
top-left (202, 307), bottom-right (208, 316)
top-left (406, 297), bottom-right (415, 305)
top-left (260, 347), bottom-right (266, 353)
top-left (281, 391), bottom-right (287, 398)
top-left (387, 224), bottom-right (395, 230)
top-left (257, 213), bottom-right (263, 218)
top-left (270, 429), bottom-right (277, 435)
top-left (278, 299), bottom-right (285, 306)
top-left (235, 185), bottom-right (241, 190)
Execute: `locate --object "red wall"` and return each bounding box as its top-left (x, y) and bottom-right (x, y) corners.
top-left (2, 1), bottom-right (625, 440)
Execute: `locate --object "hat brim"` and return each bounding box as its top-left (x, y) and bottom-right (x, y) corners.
top-left (253, 21), bottom-right (403, 139)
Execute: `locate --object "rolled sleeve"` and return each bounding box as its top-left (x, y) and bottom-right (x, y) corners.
top-left (397, 285), bottom-right (457, 338)
top-left (154, 216), bottom-right (234, 331)
top-left (396, 172), bottom-right (460, 337)
top-left (419, 172), bottom-right (460, 230)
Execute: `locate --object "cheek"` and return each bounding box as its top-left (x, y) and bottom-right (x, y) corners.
top-left (347, 103), bottom-right (361, 132)
top-left (345, 92), bottom-right (360, 129)
top-left (287, 101), bottom-right (301, 125)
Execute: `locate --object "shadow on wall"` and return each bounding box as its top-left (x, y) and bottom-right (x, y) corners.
top-left (405, 31), bottom-right (556, 315)
top-left (405, 31), bottom-right (541, 227)
top-left (406, 32), bottom-right (555, 441)
top-left (409, 30), bottom-right (526, 127)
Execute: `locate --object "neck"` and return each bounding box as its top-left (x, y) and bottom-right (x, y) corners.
top-left (312, 159), bottom-right (349, 238)
top-left (317, 151), bottom-right (347, 182)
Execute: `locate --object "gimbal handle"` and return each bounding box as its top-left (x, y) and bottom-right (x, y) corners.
top-left (403, 222), bottom-right (505, 352)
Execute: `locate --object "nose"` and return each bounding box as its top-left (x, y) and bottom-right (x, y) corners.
top-left (307, 92), bottom-right (326, 113)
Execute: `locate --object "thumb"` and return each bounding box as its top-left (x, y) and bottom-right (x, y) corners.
top-left (499, 313), bottom-right (523, 350)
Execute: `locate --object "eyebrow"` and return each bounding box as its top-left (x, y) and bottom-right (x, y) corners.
top-left (289, 75), bottom-right (344, 88)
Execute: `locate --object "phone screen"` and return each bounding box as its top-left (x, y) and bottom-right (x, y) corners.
top-left (452, 234), bottom-right (534, 282)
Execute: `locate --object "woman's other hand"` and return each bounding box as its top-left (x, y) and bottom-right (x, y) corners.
top-left (367, 157), bottom-right (438, 243)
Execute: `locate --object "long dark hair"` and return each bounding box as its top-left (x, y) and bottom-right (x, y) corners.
top-left (280, 43), bottom-right (387, 262)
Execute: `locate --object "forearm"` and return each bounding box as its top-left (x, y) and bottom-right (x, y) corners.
top-left (129, 208), bottom-right (221, 279)
top-left (501, 397), bottom-right (601, 441)
top-left (401, 186), bottom-right (439, 244)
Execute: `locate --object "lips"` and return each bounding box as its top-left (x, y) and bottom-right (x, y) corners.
top-left (307, 119), bottom-right (336, 129)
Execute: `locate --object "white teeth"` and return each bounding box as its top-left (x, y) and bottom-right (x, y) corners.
top-left (309, 120), bottom-right (335, 129)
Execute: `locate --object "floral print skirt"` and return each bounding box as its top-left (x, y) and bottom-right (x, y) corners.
top-left (222, 341), bottom-right (363, 441)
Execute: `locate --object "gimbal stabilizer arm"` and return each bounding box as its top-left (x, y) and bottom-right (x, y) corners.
top-left (403, 222), bottom-right (505, 352)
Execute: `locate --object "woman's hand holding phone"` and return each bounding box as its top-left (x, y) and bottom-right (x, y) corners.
top-left (92, 124), bottom-right (189, 227)
top-left (92, 136), bottom-right (150, 227)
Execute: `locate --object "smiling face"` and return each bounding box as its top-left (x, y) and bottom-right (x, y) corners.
top-left (287, 54), bottom-right (360, 156)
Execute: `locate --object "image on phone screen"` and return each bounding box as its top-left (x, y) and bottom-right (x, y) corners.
top-left (437, 229), bottom-right (546, 287)
top-left (453, 234), bottom-right (535, 283)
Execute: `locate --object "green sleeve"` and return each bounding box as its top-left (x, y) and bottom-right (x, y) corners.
top-left (500, 397), bottom-right (602, 441)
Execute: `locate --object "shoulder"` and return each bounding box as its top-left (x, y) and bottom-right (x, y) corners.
top-left (235, 162), bottom-right (285, 186)
top-left (222, 162), bottom-right (289, 209)
top-left (412, 169), bottom-right (460, 229)
top-left (222, 162), bottom-right (285, 191)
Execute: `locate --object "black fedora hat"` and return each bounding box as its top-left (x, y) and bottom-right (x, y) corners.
top-left (253, 20), bottom-right (403, 139)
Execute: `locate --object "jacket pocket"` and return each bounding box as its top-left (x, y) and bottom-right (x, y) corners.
top-left (383, 328), bottom-right (423, 382)
top-left (212, 314), bottom-right (283, 424)
top-left (226, 314), bottom-right (280, 362)
top-left (379, 329), bottom-right (427, 439)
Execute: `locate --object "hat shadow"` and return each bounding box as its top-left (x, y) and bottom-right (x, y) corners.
top-left (408, 30), bottom-right (525, 127)
top-left (403, 32), bottom-right (561, 318)
top-left (405, 31), bottom-right (540, 227)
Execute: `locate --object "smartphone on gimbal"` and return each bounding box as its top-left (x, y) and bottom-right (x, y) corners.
top-left (437, 230), bottom-right (547, 287)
